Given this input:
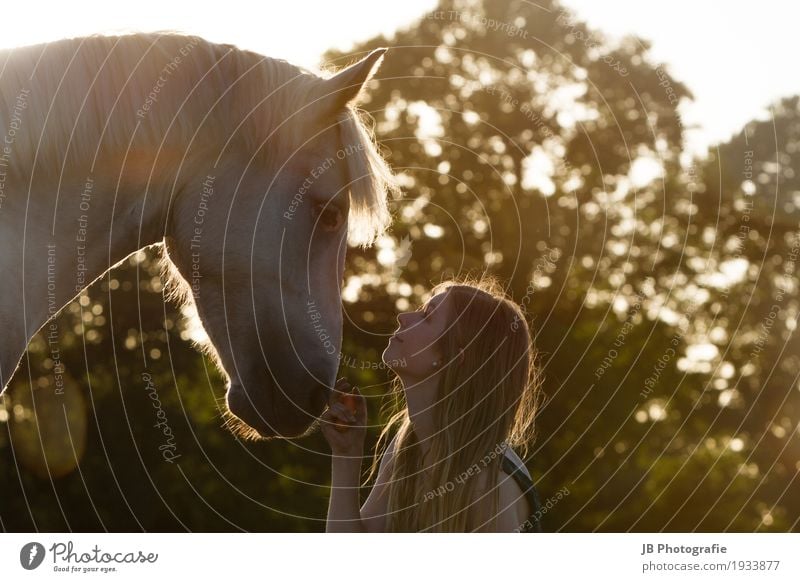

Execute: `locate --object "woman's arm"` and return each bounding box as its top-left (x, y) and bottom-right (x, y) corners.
top-left (327, 454), bottom-right (367, 532)
top-left (358, 433), bottom-right (398, 532)
top-left (321, 379), bottom-right (368, 532)
top-left (327, 432), bottom-right (398, 532)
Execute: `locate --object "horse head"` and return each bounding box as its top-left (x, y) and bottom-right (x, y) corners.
top-left (165, 48), bottom-right (396, 438)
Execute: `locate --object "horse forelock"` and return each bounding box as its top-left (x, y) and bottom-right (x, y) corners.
top-left (336, 108), bottom-right (400, 247)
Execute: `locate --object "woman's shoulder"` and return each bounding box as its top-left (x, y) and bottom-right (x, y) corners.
top-left (465, 445), bottom-right (534, 531)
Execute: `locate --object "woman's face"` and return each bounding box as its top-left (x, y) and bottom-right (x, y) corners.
top-left (382, 290), bottom-right (453, 381)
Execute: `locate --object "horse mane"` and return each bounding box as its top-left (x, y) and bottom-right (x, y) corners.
top-left (0, 31), bottom-right (396, 245)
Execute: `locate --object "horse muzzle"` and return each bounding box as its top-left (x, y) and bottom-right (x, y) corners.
top-left (225, 378), bottom-right (330, 439)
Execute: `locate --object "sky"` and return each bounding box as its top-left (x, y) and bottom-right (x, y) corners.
top-left (1, 0), bottom-right (797, 157)
top-left (558, 0), bottom-right (800, 156)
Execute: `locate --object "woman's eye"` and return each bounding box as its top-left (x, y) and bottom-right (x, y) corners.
top-left (312, 202), bottom-right (344, 231)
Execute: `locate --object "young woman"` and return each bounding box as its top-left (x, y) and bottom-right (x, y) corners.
top-left (321, 277), bottom-right (544, 532)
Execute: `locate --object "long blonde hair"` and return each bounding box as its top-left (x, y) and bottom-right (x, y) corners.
top-left (371, 276), bottom-right (544, 531)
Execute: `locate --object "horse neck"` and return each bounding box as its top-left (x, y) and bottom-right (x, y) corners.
top-left (0, 159), bottom-right (173, 388)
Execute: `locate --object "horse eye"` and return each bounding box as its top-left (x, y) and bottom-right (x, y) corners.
top-left (312, 202), bottom-right (344, 232)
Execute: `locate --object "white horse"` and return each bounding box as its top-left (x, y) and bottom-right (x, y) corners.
top-left (0, 33), bottom-right (397, 438)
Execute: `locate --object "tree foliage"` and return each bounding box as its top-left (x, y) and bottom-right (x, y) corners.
top-left (2, 0), bottom-right (797, 532)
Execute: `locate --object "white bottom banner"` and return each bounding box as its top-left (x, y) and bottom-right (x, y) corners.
top-left (1, 533), bottom-right (797, 581)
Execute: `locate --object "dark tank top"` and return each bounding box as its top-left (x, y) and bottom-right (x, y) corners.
top-left (501, 446), bottom-right (544, 532)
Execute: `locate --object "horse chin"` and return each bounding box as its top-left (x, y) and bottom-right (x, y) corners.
top-left (223, 381), bottom-right (328, 440)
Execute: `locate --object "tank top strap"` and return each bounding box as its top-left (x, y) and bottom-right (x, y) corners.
top-left (500, 446), bottom-right (544, 532)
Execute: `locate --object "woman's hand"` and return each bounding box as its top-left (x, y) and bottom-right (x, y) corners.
top-left (320, 378), bottom-right (367, 456)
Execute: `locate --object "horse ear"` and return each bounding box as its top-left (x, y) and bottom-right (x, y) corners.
top-left (313, 48), bottom-right (388, 117)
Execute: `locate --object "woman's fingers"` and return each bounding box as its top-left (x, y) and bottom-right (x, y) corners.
top-left (322, 403), bottom-right (356, 435)
top-left (330, 379), bottom-right (361, 415)
top-left (339, 393), bottom-right (358, 417)
top-left (324, 379), bottom-right (366, 431)
top-left (329, 378), bottom-right (352, 406)
top-left (321, 414), bottom-right (348, 433)
top-left (343, 385), bottom-right (366, 419)
top-left (323, 410), bottom-right (348, 426)
top-left (320, 381), bottom-right (368, 453)
top-left (332, 402), bottom-right (355, 422)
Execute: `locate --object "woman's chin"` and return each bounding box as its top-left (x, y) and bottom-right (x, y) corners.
top-left (381, 346), bottom-right (394, 367)
top-left (382, 344), bottom-right (402, 370)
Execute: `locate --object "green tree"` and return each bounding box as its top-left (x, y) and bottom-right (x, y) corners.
top-left (2, 0), bottom-right (797, 533)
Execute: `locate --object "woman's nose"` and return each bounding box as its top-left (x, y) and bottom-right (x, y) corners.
top-left (397, 312), bottom-right (411, 327)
